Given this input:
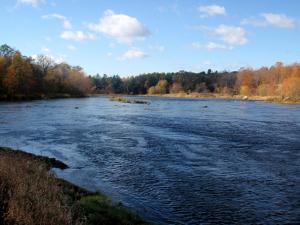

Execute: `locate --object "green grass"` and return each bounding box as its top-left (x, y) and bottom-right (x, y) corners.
top-left (79, 195), bottom-right (148, 225)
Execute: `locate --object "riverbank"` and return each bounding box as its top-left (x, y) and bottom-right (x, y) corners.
top-left (145, 93), bottom-right (300, 104)
top-left (0, 94), bottom-right (88, 101)
top-left (1, 92), bottom-right (299, 104)
top-left (0, 147), bottom-right (150, 225)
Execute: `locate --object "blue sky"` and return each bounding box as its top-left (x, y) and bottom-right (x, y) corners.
top-left (0, 0), bottom-right (299, 76)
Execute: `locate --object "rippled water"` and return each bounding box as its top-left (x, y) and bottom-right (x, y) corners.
top-left (0, 97), bottom-right (300, 224)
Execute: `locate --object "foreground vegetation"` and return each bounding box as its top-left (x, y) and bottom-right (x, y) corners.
top-left (0, 147), bottom-right (150, 225)
top-left (1, 44), bottom-right (299, 102)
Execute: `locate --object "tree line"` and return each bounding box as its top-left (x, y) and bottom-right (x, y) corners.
top-left (91, 70), bottom-right (237, 95)
top-left (0, 44), bottom-right (93, 100)
top-left (1, 44), bottom-right (299, 101)
top-left (236, 63), bottom-right (300, 100)
top-left (92, 63), bottom-right (300, 100)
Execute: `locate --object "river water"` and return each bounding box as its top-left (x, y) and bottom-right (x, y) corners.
top-left (0, 97), bottom-right (299, 224)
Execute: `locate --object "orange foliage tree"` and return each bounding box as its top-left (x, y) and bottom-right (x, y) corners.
top-left (3, 53), bottom-right (35, 96)
top-left (170, 82), bottom-right (183, 94)
top-left (236, 69), bottom-right (254, 96)
top-left (236, 62), bottom-right (300, 100)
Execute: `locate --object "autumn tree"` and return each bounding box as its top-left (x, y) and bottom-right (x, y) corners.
top-left (236, 69), bottom-right (254, 96)
top-left (0, 56), bottom-right (8, 94)
top-left (66, 68), bottom-right (93, 95)
top-left (148, 79), bottom-right (168, 94)
top-left (282, 76), bottom-right (300, 100)
top-left (170, 82), bottom-right (183, 94)
top-left (3, 52), bottom-right (35, 96)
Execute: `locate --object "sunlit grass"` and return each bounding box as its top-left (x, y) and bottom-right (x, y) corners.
top-left (0, 147), bottom-right (151, 225)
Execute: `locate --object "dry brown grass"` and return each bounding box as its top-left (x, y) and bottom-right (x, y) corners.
top-left (0, 149), bottom-right (81, 225)
top-left (0, 148), bottom-right (151, 225)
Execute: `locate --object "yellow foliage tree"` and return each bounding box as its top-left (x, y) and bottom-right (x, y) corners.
top-left (240, 85), bottom-right (250, 96)
top-left (148, 79), bottom-right (168, 94)
top-left (282, 76), bottom-right (300, 100)
top-left (170, 82), bottom-right (183, 94)
top-left (257, 84), bottom-right (268, 96)
top-left (148, 86), bottom-right (156, 95)
top-left (3, 53), bottom-right (34, 95)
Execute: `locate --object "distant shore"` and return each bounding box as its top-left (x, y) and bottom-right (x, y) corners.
top-left (0, 147), bottom-right (150, 225)
top-left (143, 93), bottom-right (300, 104)
top-left (1, 93), bottom-right (299, 104)
top-left (0, 93), bottom-right (88, 101)
top-left (96, 93), bottom-right (300, 104)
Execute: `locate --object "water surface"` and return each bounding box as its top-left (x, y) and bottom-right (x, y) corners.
top-left (0, 97), bottom-right (299, 224)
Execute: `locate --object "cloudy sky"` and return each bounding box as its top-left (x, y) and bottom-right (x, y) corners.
top-left (0, 0), bottom-right (299, 76)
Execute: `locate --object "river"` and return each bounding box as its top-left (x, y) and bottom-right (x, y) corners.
top-left (0, 96), bottom-right (299, 224)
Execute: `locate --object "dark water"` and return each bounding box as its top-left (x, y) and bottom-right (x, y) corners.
top-left (0, 97), bottom-right (300, 224)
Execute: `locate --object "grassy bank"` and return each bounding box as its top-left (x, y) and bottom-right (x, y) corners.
top-left (0, 147), bottom-right (150, 225)
top-left (146, 93), bottom-right (300, 104)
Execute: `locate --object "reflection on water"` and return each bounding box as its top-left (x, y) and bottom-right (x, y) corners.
top-left (0, 97), bottom-right (300, 224)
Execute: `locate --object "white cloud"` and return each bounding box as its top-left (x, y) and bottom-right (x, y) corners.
top-left (88, 10), bottom-right (150, 43)
top-left (198, 5), bottom-right (226, 17)
top-left (60, 30), bottom-right (96, 41)
top-left (18, 0), bottom-right (45, 7)
top-left (42, 14), bottom-right (72, 29)
top-left (193, 25), bottom-right (247, 50)
top-left (214, 25), bottom-right (247, 45)
top-left (67, 45), bottom-right (77, 51)
top-left (117, 48), bottom-right (148, 61)
top-left (192, 42), bottom-right (232, 50)
top-left (242, 13), bottom-right (295, 28)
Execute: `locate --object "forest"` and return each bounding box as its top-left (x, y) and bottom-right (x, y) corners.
top-left (0, 44), bottom-right (93, 100)
top-left (0, 44), bottom-right (299, 101)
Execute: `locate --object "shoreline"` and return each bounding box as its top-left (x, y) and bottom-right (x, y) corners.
top-left (0, 147), bottom-right (151, 225)
top-left (142, 93), bottom-right (300, 104)
top-left (0, 93), bottom-right (88, 102)
top-left (1, 93), bottom-right (299, 104)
